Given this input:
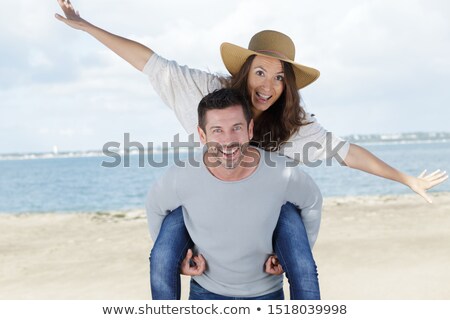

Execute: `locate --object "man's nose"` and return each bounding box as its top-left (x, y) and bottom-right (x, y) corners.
top-left (219, 132), bottom-right (238, 146)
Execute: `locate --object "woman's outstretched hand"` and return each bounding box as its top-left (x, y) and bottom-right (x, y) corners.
top-left (55, 0), bottom-right (89, 30)
top-left (54, 0), bottom-right (152, 70)
top-left (345, 144), bottom-right (448, 204)
top-left (407, 169), bottom-right (448, 203)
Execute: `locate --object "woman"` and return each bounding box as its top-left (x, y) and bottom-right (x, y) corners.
top-left (55, 0), bottom-right (447, 300)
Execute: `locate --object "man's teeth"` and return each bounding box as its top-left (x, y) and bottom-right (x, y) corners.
top-left (222, 148), bottom-right (238, 155)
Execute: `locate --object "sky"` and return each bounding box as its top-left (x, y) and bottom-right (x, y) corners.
top-left (0, 0), bottom-right (449, 153)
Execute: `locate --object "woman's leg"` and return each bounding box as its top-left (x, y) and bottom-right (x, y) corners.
top-left (149, 206), bottom-right (193, 300)
top-left (273, 202), bottom-right (320, 300)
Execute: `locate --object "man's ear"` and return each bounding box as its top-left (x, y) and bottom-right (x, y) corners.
top-left (197, 126), bottom-right (207, 144)
top-left (248, 119), bottom-right (254, 141)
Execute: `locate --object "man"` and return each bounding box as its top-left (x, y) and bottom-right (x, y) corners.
top-left (146, 88), bottom-right (322, 299)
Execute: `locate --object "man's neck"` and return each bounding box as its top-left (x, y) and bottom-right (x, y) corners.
top-left (204, 147), bottom-right (261, 181)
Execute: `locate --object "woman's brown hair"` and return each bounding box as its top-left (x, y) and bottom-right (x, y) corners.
top-left (229, 55), bottom-right (309, 151)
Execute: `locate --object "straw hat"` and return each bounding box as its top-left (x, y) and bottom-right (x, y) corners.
top-left (220, 30), bottom-right (320, 89)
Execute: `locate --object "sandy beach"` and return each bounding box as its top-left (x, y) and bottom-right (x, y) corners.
top-left (1, 192), bottom-right (449, 300)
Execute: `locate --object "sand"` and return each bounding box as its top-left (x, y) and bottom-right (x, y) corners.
top-left (1, 193), bottom-right (449, 300)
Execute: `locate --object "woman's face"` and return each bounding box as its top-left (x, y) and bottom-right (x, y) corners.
top-left (246, 55), bottom-right (285, 118)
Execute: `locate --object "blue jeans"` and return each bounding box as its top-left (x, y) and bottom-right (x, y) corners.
top-left (150, 206), bottom-right (193, 300)
top-left (189, 279), bottom-right (284, 300)
top-left (149, 202), bottom-right (320, 300)
top-left (273, 203), bottom-right (320, 299)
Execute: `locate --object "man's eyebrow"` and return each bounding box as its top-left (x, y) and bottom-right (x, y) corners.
top-left (209, 122), bottom-right (244, 130)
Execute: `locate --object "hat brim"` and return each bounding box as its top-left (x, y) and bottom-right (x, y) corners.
top-left (220, 42), bottom-right (320, 90)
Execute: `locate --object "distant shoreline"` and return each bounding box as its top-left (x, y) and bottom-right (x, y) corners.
top-left (1, 192), bottom-right (448, 215)
top-left (1, 138), bottom-right (449, 161)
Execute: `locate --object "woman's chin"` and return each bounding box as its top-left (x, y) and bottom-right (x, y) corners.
top-left (252, 102), bottom-right (272, 117)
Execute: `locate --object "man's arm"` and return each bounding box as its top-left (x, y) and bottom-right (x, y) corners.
top-left (145, 167), bottom-right (181, 240)
top-left (284, 168), bottom-right (323, 248)
top-left (146, 168), bottom-right (207, 276)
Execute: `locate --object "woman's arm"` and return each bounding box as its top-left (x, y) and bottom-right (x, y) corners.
top-left (344, 143), bottom-right (448, 203)
top-left (55, 0), bottom-right (152, 71)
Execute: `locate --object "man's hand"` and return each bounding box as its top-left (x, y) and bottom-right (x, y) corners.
top-left (180, 249), bottom-right (206, 276)
top-left (265, 255), bottom-right (284, 275)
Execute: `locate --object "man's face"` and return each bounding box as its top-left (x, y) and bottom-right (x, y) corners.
top-left (198, 105), bottom-right (254, 170)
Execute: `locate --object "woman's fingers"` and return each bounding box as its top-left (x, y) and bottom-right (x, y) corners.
top-left (422, 170), bottom-right (448, 188)
top-left (54, 13), bottom-right (66, 22)
top-left (417, 169), bottom-right (448, 184)
top-left (425, 169), bottom-right (442, 178)
top-left (429, 170), bottom-right (447, 180)
top-left (428, 174), bottom-right (448, 187)
top-left (418, 169), bottom-right (427, 178)
top-left (57, 0), bottom-right (77, 18)
top-left (413, 169), bottom-right (448, 203)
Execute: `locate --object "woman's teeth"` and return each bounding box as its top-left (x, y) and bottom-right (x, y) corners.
top-left (256, 92), bottom-right (271, 101)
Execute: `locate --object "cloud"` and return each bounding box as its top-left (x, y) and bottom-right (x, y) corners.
top-left (1, 0), bottom-right (449, 153)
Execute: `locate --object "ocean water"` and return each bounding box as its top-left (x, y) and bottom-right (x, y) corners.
top-left (0, 142), bottom-right (449, 213)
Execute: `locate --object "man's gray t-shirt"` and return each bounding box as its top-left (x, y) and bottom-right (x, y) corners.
top-left (146, 149), bottom-right (322, 297)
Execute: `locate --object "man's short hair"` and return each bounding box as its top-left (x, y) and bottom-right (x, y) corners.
top-left (198, 88), bottom-right (252, 131)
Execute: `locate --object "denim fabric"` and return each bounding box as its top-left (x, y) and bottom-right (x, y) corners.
top-left (149, 207), bottom-right (193, 300)
top-left (188, 279), bottom-right (284, 300)
top-left (273, 202), bottom-right (320, 299)
top-left (149, 202), bottom-right (320, 300)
